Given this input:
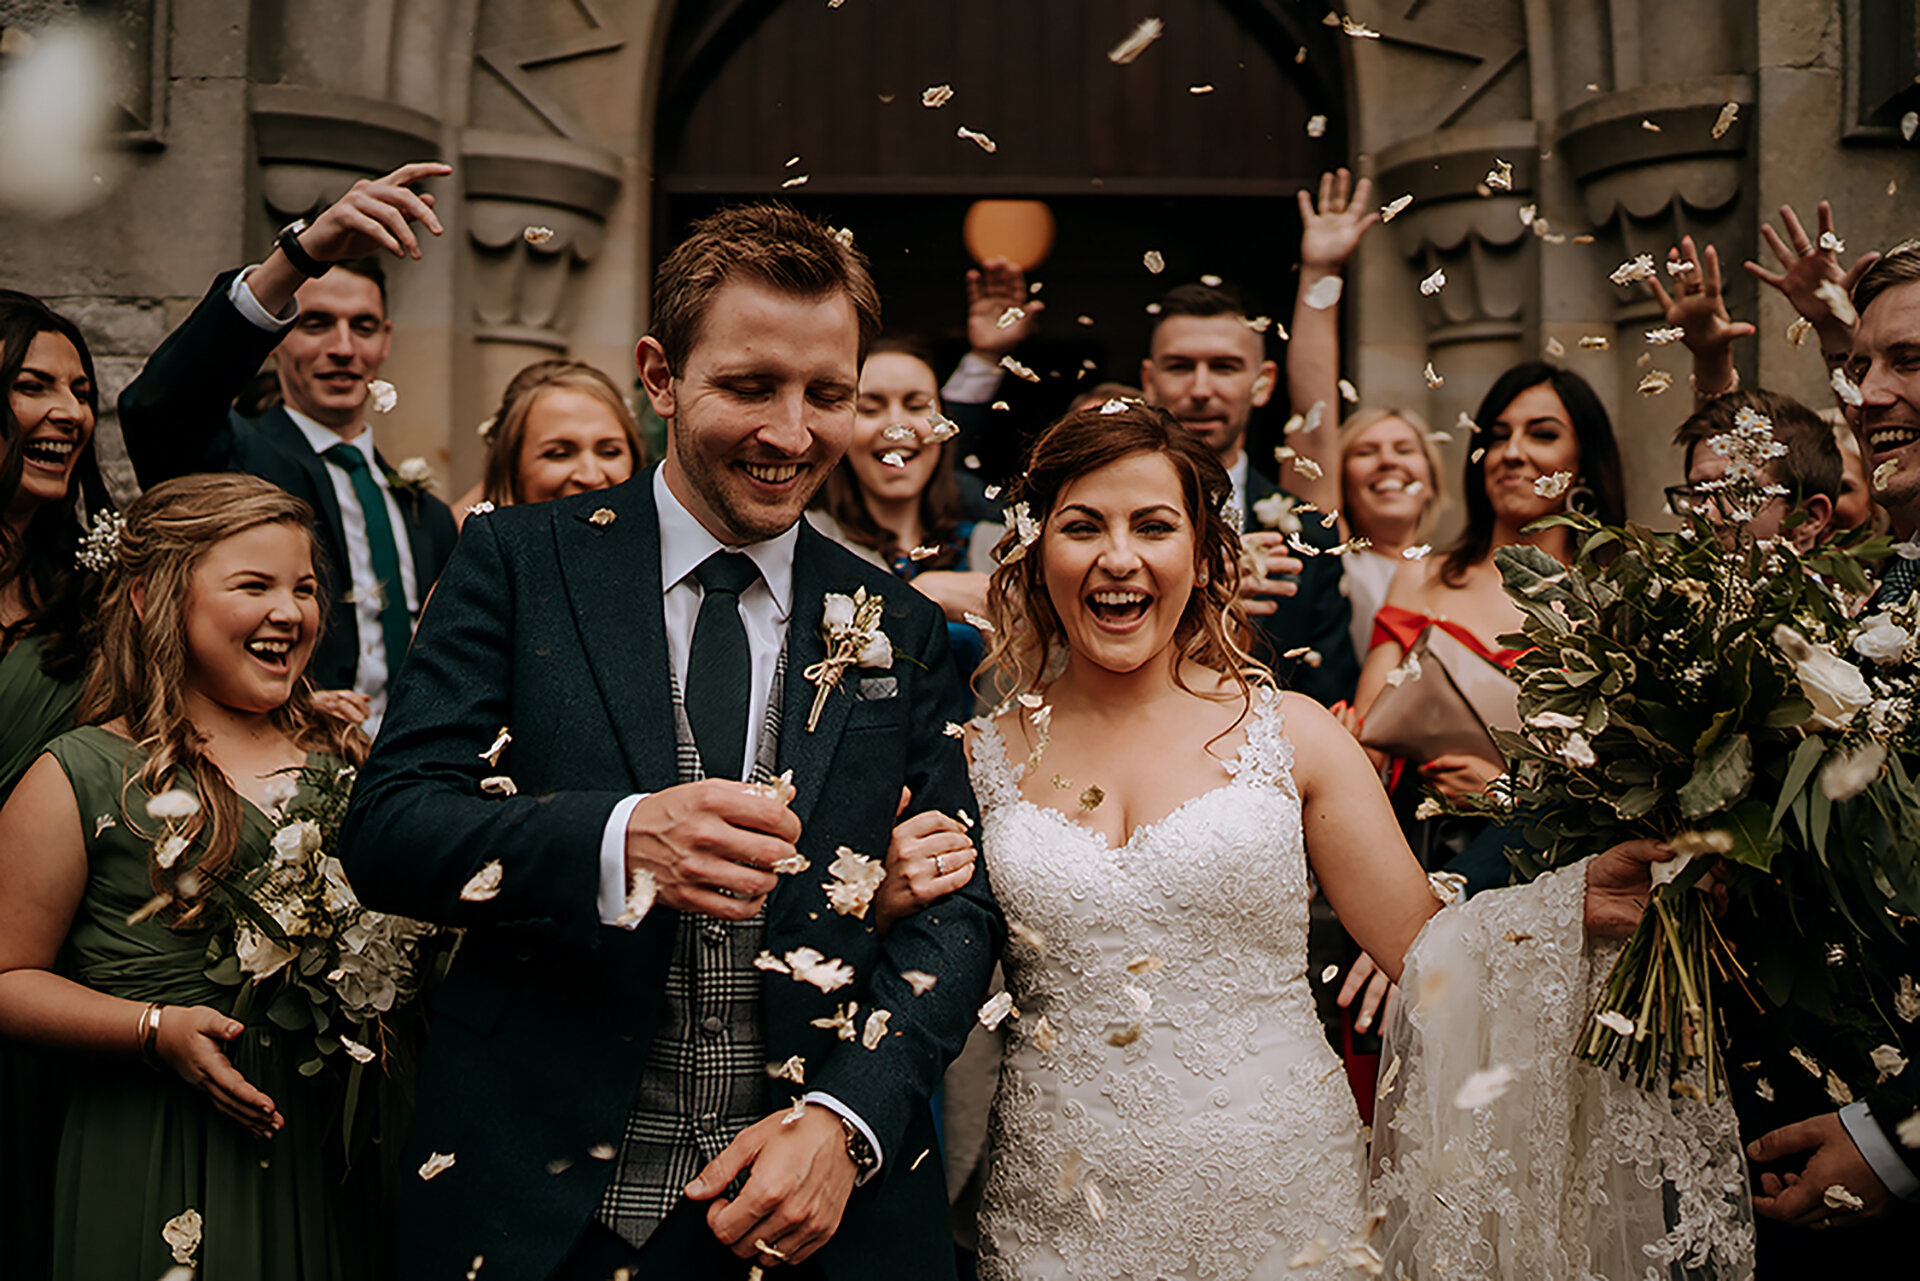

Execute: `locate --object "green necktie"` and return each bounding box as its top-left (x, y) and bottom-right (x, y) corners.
top-left (322, 444), bottom-right (414, 679)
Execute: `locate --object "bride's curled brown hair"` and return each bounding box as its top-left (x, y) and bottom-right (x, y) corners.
top-left (78, 474), bottom-right (369, 924)
top-left (982, 400), bottom-right (1265, 708)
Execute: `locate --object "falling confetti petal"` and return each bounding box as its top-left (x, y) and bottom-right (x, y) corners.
top-left (1874, 460), bottom-right (1898, 492)
top-left (1306, 114), bottom-right (1327, 138)
top-left (1484, 159), bottom-right (1513, 190)
top-left (902, 970), bottom-right (938, 995)
top-left (1544, 336), bottom-right (1566, 358)
top-left (1641, 118), bottom-right (1661, 132)
top-left (480, 775), bottom-right (517, 797)
top-left (1814, 279), bottom-right (1857, 326)
top-left (1595, 1010), bottom-right (1635, 1036)
top-left (1142, 249), bottom-right (1165, 274)
top-left (1188, 84), bottom-right (1214, 95)
top-left (861, 1009), bottom-right (891, 1049)
top-left (1107, 17), bottom-right (1164, 64)
top-left (767, 1055), bottom-right (807, 1084)
top-left (957, 125), bottom-right (997, 153)
top-left (1871, 1044), bottom-right (1908, 1082)
top-left (1837, 368), bottom-right (1867, 409)
top-left (1418, 267), bottom-right (1445, 296)
top-left (781, 174), bottom-right (809, 189)
top-left (1381, 194), bottom-right (1412, 222)
top-left (1453, 1064), bottom-right (1517, 1109)
top-left (523, 226), bottom-right (554, 246)
top-left (1423, 361), bottom-right (1443, 388)
top-left (146, 789), bottom-right (200, 820)
top-left (1534, 471), bottom-right (1573, 498)
top-left (922, 84), bottom-right (954, 108)
top-left (460, 860), bottom-right (504, 902)
top-left (1578, 335), bottom-right (1610, 350)
top-left (1645, 326), bottom-right (1685, 345)
top-left (1819, 230), bottom-right (1845, 254)
top-left (1303, 276), bottom-right (1343, 310)
top-left (1338, 378), bottom-right (1359, 403)
top-left (1078, 784), bottom-right (1105, 811)
top-left (1000, 355), bottom-right (1040, 382)
top-left (1637, 369), bottom-right (1674, 396)
top-left (1903, 111), bottom-right (1918, 142)
top-left (979, 990), bottom-right (1018, 1030)
top-left (1609, 254), bottom-right (1657, 286)
top-left (1711, 102), bottom-right (1740, 138)
top-left (419, 1152), bottom-right (457, 1180)
top-left (1823, 1184), bottom-right (1865, 1212)
top-left (1787, 316), bottom-right (1813, 348)
top-left (480, 726), bottom-right (512, 767)
top-left (367, 379), bottom-right (398, 414)
top-left (1339, 15), bottom-right (1380, 38)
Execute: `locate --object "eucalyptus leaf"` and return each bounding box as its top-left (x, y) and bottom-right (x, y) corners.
top-left (1772, 735), bottom-right (1827, 833)
top-left (1677, 733), bottom-right (1752, 818)
top-left (1722, 799), bottom-right (1782, 871)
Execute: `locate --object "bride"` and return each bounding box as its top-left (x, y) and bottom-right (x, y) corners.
top-left (878, 401), bottom-right (1753, 1279)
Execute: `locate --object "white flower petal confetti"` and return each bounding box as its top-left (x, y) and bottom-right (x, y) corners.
top-left (1898, 1111), bottom-right (1920, 1148)
top-left (1637, 369), bottom-right (1674, 396)
top-left (616, 867), bottom-right (656, 927)
top-left (1823, 1184), bottom-right (1865, 1212)
top-left (1534, 470), bottom-right (1573, 499)
top-left (1904, 111), bottom-right (1919, 142)
top-left (1484, 159), bottom-right (1513, 191)
top-left (811, 1001), bottom-right (859, 1041)
top-left (1453, 1064), bottom-right (1516, 1109)
top-left (861, 1009), bottom-right (891, 1050)
top-left (340, 1034), bottom-right (376, 1064)
top-left (1826, 1070), bottom-right (1855, 1106)
top-left (902, 969), bottom-right (938, 995)
top-left (878, 449), bottom-right (908, 469)
top-left (1815, 278), bottom-right (1858, 327)
top-left (146, 789), bottom-right (200, 820)
top-left (1819, 230), bottom-right (1846, 254)
top-left (459, 860), bottom-right (504, 902)
top-left (956, 125), bottom-right (997, 153)
top-left (921, 84), bottom-right (953, 108)
top-left (1000, 355), bottom-right (1040, 383)
top-left (1787, 316), bottom-right (1814, 348)
top-left (1084, 1181), bottom-right (1107, 1222)
top-left (480, 726), bottom-right (512, 768)
top-left (1418, 267), bottom-right (1445, 296)
top-left (1711, 102), bottom-right (1739, 138)
top-left (979, 990), bottom-right (1018, 1030)
top-left (963, 610), bottom-right (995, 632)
top-left (161, 1208), bottom-right (203, 1264)
top-left (1871, 1044), bottom-right (1908, 1082)
top-left (366, 379), bottom-right (398, 414)
top-left (1595, 1010), bottom-right (1635, 1036)
top-left (1189, 83), bottom-right (1214, 95)
top-left (1645, 326), bottom-right (1685, 345)
top-left (1008, 920), bottom-right (1049, 955)
top-left (1641, 118), bottom-right (1661, 132)
top-left (781, 174), bottom-right (809, 189)
top-left (786, 947), bottom-right (855, 993)
top-left (1306, 114), bottom-right (1327, 138)
top-left (1339, 15), bottom-right (1381, 38)
top-left (1423, 361), bottom-right (1442, 388)
top-left (1380, 194), bottom-right (1413, 223)
top-left (1031, 1014), bottom-right (1059, 1052)
top-left (767, 1055), bottom-right (807, 1084)
top-left (825, 846), bottom-right (885, 919)
top-left (1578, 335), bottom-right (1609, 350)
top-left (1896, 975), bottom-right (1919, 1023)
top-left (1142, 249), bottom-right (1165, 274)
top-left (1302, 275), bottom-right (1343, 310)
top-left (154, 833), bottom-right (189, 870)
top-left (523, 225), bottom-right (554, 246)
top-left (995, 305), bottom-right (1027, 330)
top-left (1755, 1077), bottom-right (1774, 1102)
top-left (1107, 17), bottom-right (1164, 64)
top-left (480, 775), bottom-right (517, 797)
top-left (587, 1142), bottom-right (616, 1160)
top-left (1821, 742), bottom-right (1886, 801)
top-left (1609, 253), bottom-right (1657, 286)
top-left (419, 1151), bottom-right (457, 1180)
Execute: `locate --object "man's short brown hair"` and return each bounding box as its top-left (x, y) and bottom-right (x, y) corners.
top-left (1674, 388), bottom-right (1841, 505)
top-left (1852, 238), bottom-right (1920, 318)
top-left (649, 203), bottom-right (882, 374)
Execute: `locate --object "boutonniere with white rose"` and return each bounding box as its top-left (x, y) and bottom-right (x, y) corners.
top-left (388, 456), bottom-right (436, 496)
top-left (803, 587), bottom-right (891, 731)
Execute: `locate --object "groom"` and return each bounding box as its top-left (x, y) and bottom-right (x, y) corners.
top-left (341, 204), bottom-right (1002, 1279)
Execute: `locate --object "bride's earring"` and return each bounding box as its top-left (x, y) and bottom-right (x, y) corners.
top-left (1566, 475), bottom-right (1597, 516)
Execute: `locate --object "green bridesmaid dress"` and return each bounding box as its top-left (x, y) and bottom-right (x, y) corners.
top-left (0, 634), bottom-right (84, 1281)
top-left (42, 727), bottom-right (373, 1281)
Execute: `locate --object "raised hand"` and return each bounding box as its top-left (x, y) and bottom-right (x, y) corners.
top-left (1297, 167), bottom-right (1379, 274)
top-left (297, 160), bottom-right (451, 265)
top-left (1745, 201), bottom-right (1881, 350)
top-left (622, 779), bottom-right (799, 921)
top-left (1647, 236), bottom-right (1755, 360)
top-left (155, 1005), bottom-right (284, 1140)
top-left (965, 258), bottom-right (1044, 359)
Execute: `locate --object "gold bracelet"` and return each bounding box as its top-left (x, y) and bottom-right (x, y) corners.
top-left (137, 1002), bottom-right (164, 1069)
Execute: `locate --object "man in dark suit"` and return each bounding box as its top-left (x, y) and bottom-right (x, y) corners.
top-left (341, 203), bottom-right (1002, 1279)
top-left (117, 162), bottom-right (458, 732)
top-left (1138, 282), bottom-right (1358, 705)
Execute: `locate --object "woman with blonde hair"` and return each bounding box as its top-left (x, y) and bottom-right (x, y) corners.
top-left (0, 474), bottom-right (373, 1279)
top-left (1333, 406), bottom-right (1446, 658)
top-left (453, 359), bottom-right (645, 524)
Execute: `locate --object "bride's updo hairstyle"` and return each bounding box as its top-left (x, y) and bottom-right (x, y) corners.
top-left (982, 399), bottom-right (1264, 706)
top-left (79, 474), bottom-right (368, 924)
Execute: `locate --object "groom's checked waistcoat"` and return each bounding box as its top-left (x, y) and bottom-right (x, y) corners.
top-left (340, 470), bottom-right (1003, 1281)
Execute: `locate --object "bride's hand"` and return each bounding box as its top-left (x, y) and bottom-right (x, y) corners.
top-left (873, 802), bottom-right (978, 936)
top-left (1335, 953), bottom-right (1397, 1034)
top-left (154, 1005), bottom-right (284, 1140)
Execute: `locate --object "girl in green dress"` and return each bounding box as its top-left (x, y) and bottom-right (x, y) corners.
top-left (0, 474), bottom-right (370, 1280)
top-left (0, 289), bottom-right (115, 1281)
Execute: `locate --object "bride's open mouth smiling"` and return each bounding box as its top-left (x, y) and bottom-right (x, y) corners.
top-left (1085, 588), bottom-right (1152, 631)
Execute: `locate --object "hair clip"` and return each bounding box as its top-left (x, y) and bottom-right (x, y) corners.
top-left (76, 509), bottom-right (125, 574)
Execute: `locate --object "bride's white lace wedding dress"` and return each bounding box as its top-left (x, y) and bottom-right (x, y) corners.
top-left (968, 688), bottom-right (1755, 1281)
top-left (968, 690), bottom-right (1363, 1280)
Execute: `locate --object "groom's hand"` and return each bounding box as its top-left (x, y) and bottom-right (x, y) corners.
top-left (625, 781), bottom-right (800, 921)
top-left (1750, 1111), bottom-right (1893, 1226)
top-left (687, 1104), bottom-right (858, 1265)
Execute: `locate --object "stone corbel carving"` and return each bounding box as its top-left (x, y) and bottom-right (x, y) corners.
top-left (250, 84), bottom-right (443, 222)
top-left (1375, 122), bottom-right (1539, 348)
top-left (1556, 76), bottom-right (1754, 326)
top-left (461, 130), bottom-right (622, 350)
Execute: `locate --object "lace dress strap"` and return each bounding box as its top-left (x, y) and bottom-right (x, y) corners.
top-left (1228, 684), bottom-right (1298, 799)
top-left (966, 715), bottom-right (1025, 810)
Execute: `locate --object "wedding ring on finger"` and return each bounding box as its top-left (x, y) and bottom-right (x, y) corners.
top-left (934, 853), bottom-right (946, 876)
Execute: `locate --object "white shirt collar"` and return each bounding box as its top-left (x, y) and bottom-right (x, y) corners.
top-left (286, 407), bottom-right (376, 465)
top-left (653, 467), bottom-right (797, 619)
top-left (1226, 452), bottom-right (1250, 516)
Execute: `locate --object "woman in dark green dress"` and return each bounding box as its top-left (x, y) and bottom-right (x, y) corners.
top-left (0, 475), bottom-right (371, 1280)
top-left (0, 290), bottom-right (114, 1280)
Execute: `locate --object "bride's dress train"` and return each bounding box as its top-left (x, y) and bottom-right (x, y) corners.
top-left (969, 687), bottom-right (1754, 1280)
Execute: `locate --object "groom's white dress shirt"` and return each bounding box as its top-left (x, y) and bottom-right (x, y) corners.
top-left (592, 467), bottom-right (882, 1171)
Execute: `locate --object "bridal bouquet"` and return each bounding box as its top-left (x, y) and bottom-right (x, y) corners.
top-left (1450, 407), bottom-right (1920, 1099)
top-left (190, 763), bottom-right (450, 1162)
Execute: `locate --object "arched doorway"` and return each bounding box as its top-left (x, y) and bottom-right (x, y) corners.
top-left (652, 0), bottom-right (1351, 476)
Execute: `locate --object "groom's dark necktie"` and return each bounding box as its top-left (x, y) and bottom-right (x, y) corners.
top-left (321, 443), bottom-right (413, 672)
top-left (686, 551), bottom-right (760, 782)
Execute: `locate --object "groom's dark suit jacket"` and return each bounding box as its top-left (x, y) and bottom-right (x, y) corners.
top-left (116, 269), bottom-right (458, 692)
top-left (1243, 464), bottom-right (1357, 707)
top-left (340, 470), bottom-right (1003, 1279)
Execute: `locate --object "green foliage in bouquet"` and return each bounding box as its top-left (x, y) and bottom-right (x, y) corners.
top-left (1447, 419), bottom-right (1920, 1099)
top-left (196, 762), bottom-right (452, 1174)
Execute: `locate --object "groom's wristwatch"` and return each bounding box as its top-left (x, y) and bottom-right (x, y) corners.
top-left (834, 1112), bottom-right (877, 1177)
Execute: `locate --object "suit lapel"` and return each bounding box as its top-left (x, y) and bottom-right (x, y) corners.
top-left (779, 523), bottom-right (860, 831)
top-left (554, 472), bottom-right (678, 793)
top-left (262, 409), bottom-right (351, 562)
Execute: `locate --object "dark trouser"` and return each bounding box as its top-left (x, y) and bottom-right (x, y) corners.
top-left (554, 1203), bottom-right (827, 1281)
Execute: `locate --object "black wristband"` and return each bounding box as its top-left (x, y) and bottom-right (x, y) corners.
top-left (276, 220), bottom-right (332, 279)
